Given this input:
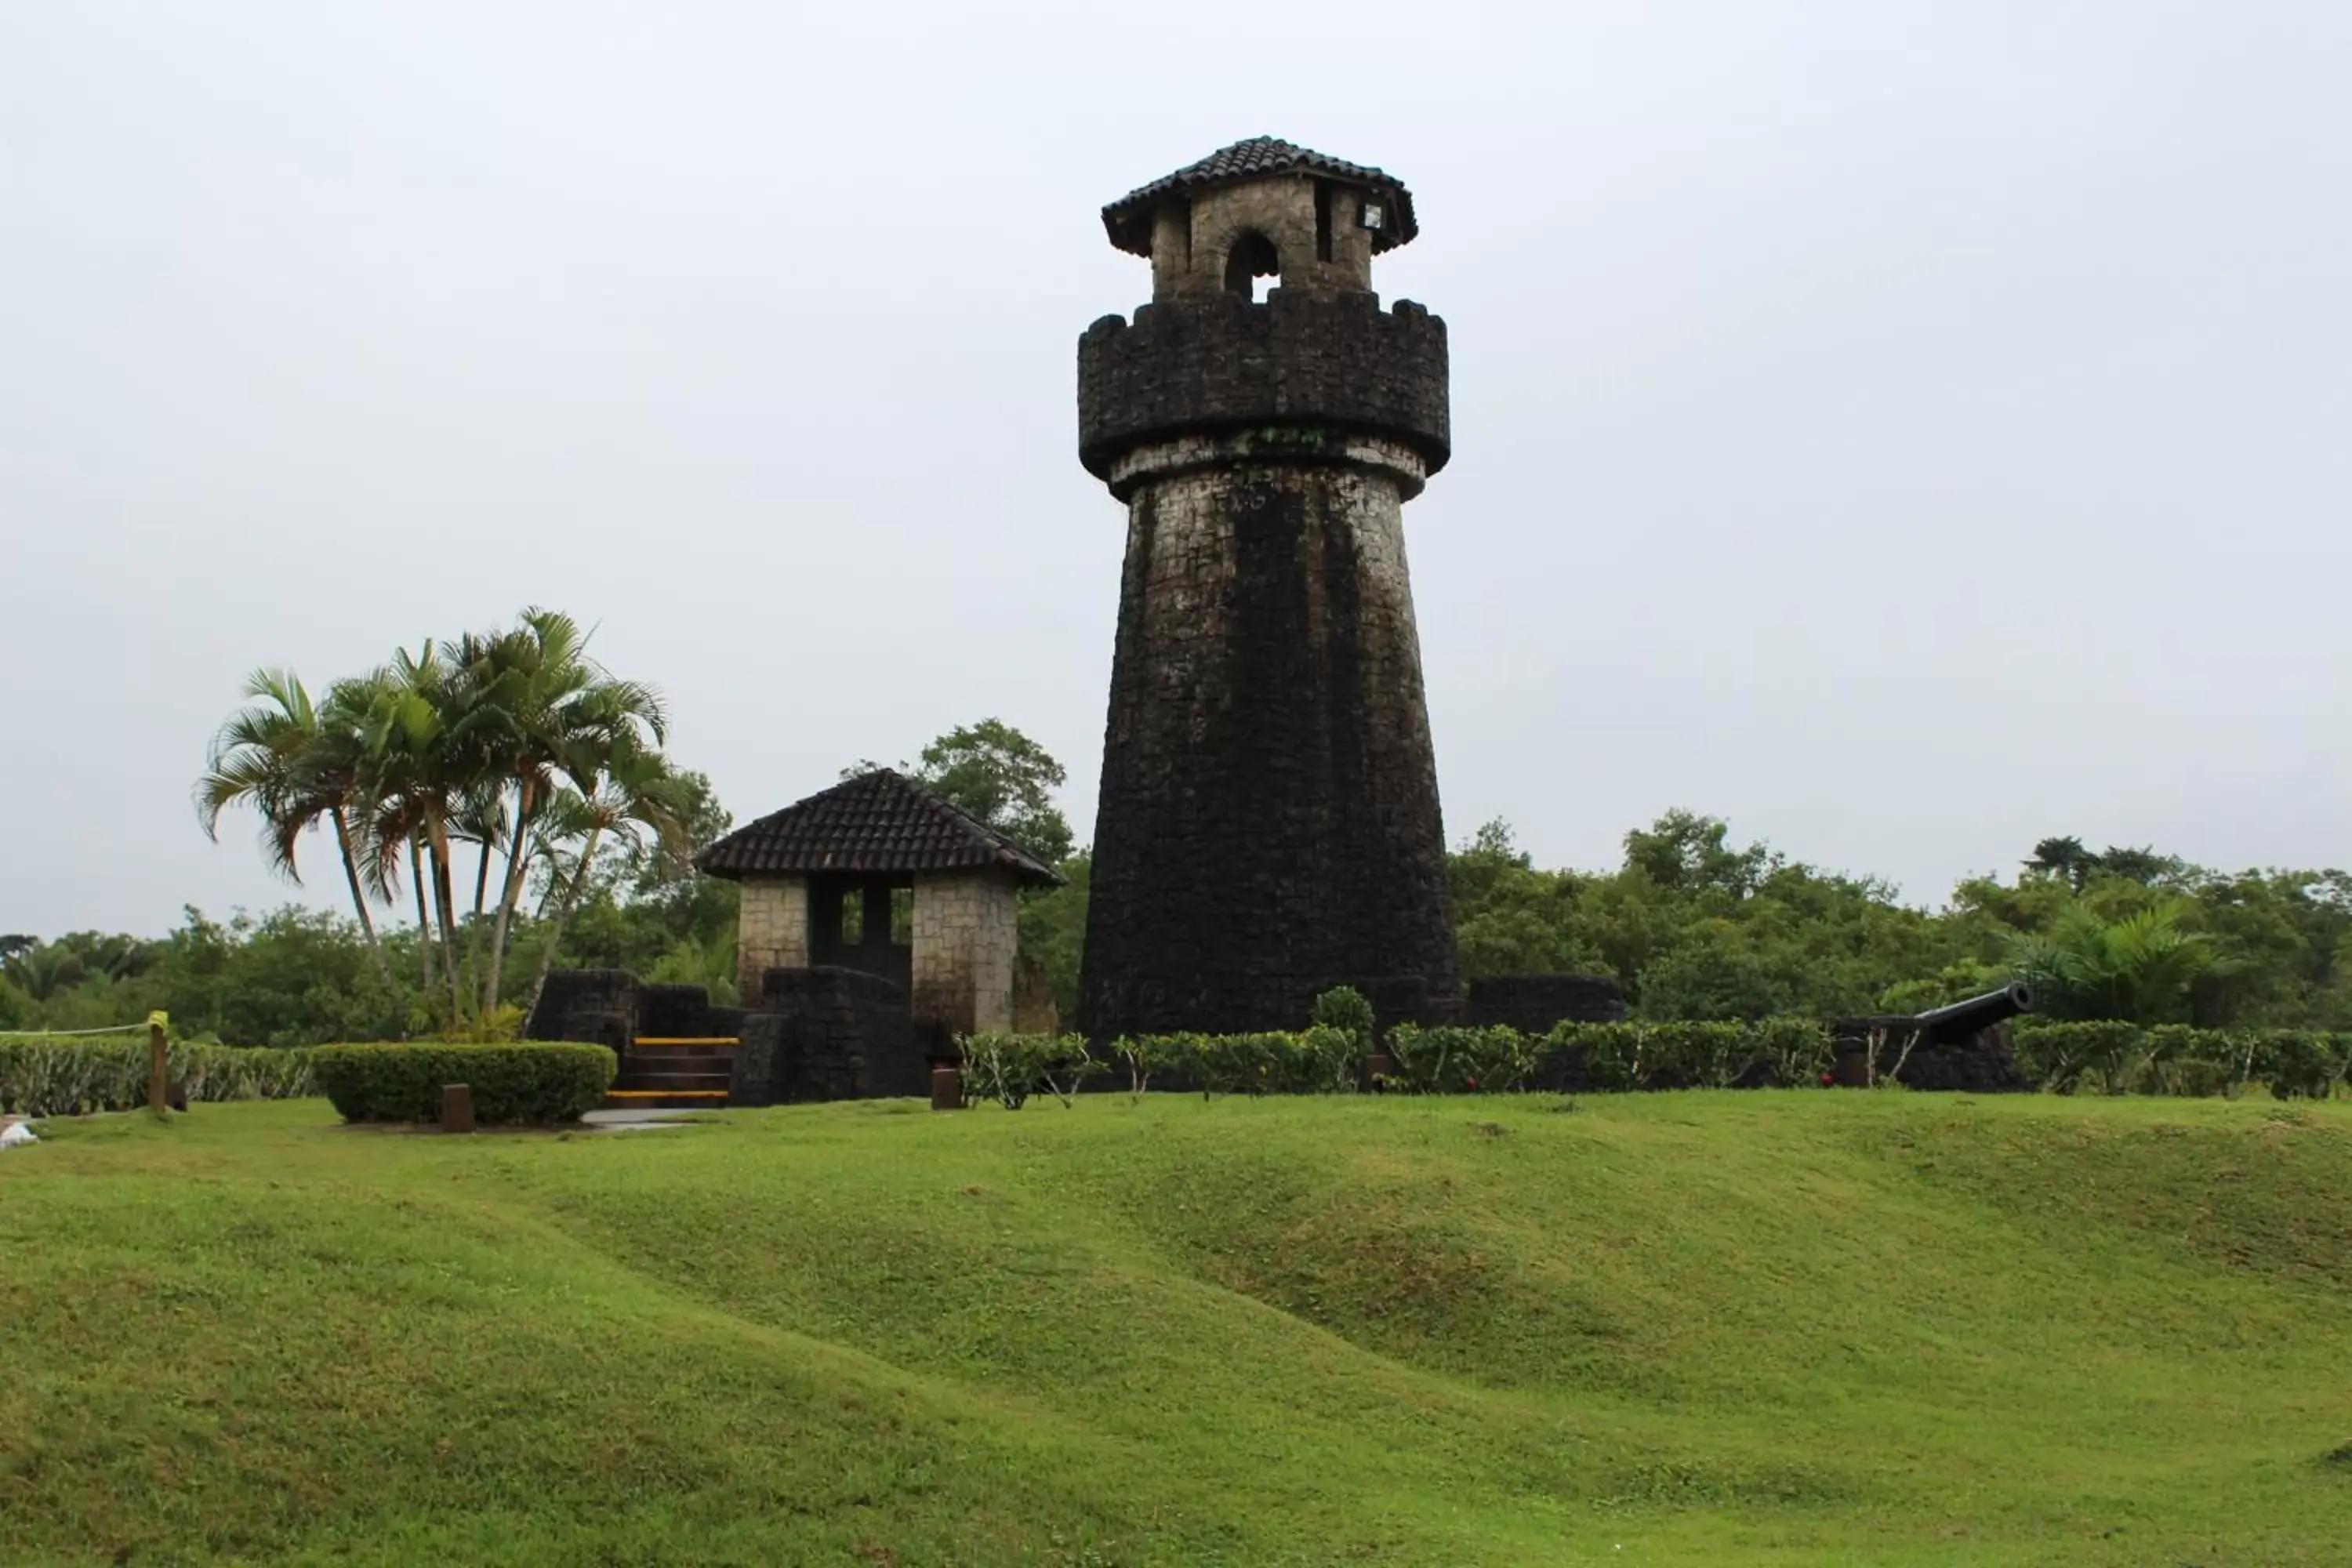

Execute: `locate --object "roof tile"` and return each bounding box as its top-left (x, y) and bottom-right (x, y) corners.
top-left (1102, 136), bottom-right (1418, 256)
top-left (696, 770), bottom-right (1063, 886)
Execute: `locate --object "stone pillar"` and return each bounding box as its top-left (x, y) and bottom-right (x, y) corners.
top-left (910, 871), bottom-right (1019, 1039)
top-left (1074, 291), bottom-right (1459, 1038)
top-left (735, 876), bottom-right (808, 1004)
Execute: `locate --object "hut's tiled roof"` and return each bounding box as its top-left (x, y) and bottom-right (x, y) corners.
top-left (695, 769), bottom-right (1063, 886)
top-left (1102, 136), bottom-right (1418, 256)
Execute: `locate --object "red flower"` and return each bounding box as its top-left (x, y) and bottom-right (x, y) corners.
top-left (1818, 1071), bottom-right (1835, 1087)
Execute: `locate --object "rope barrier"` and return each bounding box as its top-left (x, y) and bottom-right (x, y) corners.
top-left (0, 1023), bottom-right (151, 1037)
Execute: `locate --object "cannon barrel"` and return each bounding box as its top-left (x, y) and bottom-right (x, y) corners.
top-left (1911, 980), bottom-right (2033, 1044)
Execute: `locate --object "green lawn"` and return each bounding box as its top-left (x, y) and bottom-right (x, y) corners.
top-left (3, 1091), bottom-right (2347, 1566)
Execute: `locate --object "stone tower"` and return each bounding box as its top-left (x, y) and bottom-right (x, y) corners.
top-left (1076, 136), bottom-right (1460, 1038)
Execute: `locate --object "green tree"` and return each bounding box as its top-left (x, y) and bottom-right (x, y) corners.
top-left (526, 731), bottom-right (692, 1016)
top-left (2006, 902), bottom-right (2224, 1023)
top-left (350, 643), bottom-right (476, 1028)
top-left (450, 609), bottom-right (669, 1018)
top-left (908, 719), bottom-right (1076, 866)
top-left (194, 669), bottom-right (394, 990)
top-left (2025, 836), bottom-right (2103, 891)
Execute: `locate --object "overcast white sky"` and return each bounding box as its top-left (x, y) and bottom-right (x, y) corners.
top-left (5, 1), bottom-right (2349, 936)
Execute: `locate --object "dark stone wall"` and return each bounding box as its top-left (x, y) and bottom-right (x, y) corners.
top-left (634, 982), bottom-right (747, 1041)
top-left (728, 966), bottom-right (921, 1106)
top-left (524, 968), bottom-right (637, 1043)
top-left (1077, 452), bottom-right (1460, 1040)
top-left (1463, 974), bottom-right (1628, 1033)
top-left (1077, 292), bottom-right (1450, 484)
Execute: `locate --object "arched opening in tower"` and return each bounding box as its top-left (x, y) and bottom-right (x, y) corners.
top-left (1222, 230), bottom-right (1280, 300)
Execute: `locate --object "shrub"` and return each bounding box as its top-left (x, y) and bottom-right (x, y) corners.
top-left (1109, 1035), bottom-right (1165, 1100)
top-left (1552, 1022), bottom-right (1641, 1091)
top-left (1384, 1025), bottom-right (1541, 1093)
top-left (310, 1042), bottom-right (614, 1124)
top-left (0, 1037), bottom-right (315, 1118)
top-left (2009, 1022), bottom-right (2143, 1094)
top-left (2251, 1029), bottom-right (2347, 1101)
top-left (2006, 1022), bottom-right (2349, 1098)
top-left (1548, 1022), bottom-right (1742, 1091)
top-left (1310, 985), bottom-right (1376, 1044)
top-left (1751, 1016), bottom-right (1832, 1087)
top-left (957, 1033), bottom-right (1102, 1109)
top-left (1548, 1019), bottom-right (1828, 1091)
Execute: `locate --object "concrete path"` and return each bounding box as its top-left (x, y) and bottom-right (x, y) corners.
top-left (580, 1108), bottom-right (710, 1133)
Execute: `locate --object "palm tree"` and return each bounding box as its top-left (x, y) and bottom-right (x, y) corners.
top-left (2025, 837), bottom-right (2102, 892)
top-left (464, 611), bottom-right (666, 1017)
top-left (194, 669), bottom-right (394, 990)
top-left (2007, 902), bottom-right (2227, 1023)
top-left (525, 731), bottom-right (691, 1016)
top-left (350, 643), bottom-right (485, 1029)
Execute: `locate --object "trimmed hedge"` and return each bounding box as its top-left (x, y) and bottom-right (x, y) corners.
top-left (958, 1033), bottom-right (1104, 1109)
top-left (1105, 1029), bottom-right (1363, 1098)
top-left (954, 1018), bottom-right (2349, 1103)
top-left (0, 1037), bottom-right (314, 1118)
top-left (1548, 1018), bottom-right (1833, 1091)
top-left (310, 1043), bottom-right (616, 1125)
top-left (1384, 1025), bottom-right (1544, 1093)
top-left (2010, 1022), bottom-right (2350, 1098)
top-left (976, 1017), bottom-right (1837, 1101)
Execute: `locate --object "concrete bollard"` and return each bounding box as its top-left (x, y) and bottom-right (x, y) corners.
top-left (441, 1083), bottom-right (476, 1133)
top-left (930, 1064), bottom-right (964, 1111)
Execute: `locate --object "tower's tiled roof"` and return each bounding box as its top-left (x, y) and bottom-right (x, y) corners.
top-left (696, 769), bottom-right (1064, 886)
top-left (1102, 136), bottom-right (1418, 256)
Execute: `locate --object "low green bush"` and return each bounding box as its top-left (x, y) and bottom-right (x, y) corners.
top-left (1309, 985), bottom-right (1376, 1043)
top-left (1548, 1018), bottom-right (1828, 1091)
top-left (958, 1033), bottom-right (1102, 1109)
top-left (2010, 1022), bottom-right (2351, 1098)
top-left (2009, 1022), bottom-right (2143, 1094)
top-left (946, 1019), bottom-right (2347, 1103)
top-left (0, 1036), bottom-right (314, 1118)
top-left (309, 1042), bottom-right (614, 1124)
top-left (1109, 1028), bottom-right (1363, 1097)
top-left (1382, 1024), bottom-right (1542, 1093)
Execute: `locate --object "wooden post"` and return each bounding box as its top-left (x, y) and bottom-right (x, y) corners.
top-left (441, 1083), bottom-right (476, 1134)
top-left (930, 1063), bottom-right (964, 1111)
top-left (147, 1011), bottom-right (169, 1116)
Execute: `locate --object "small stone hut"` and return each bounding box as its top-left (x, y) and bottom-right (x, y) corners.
top-left (695, 770), bottom-right (1063, 1044)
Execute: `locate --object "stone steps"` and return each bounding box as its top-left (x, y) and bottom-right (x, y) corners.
top-left (607, 1038), bottom-right (739, 1110)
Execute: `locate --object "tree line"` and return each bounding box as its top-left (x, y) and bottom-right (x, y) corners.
top-left (4, 663), bottom-right (2346, 1044)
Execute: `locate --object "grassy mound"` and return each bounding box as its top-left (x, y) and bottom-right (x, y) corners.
top-left (3, 1093), bottom-right (2347, 1564)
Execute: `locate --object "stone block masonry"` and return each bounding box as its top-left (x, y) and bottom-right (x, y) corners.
top-left (1078, 424), bottom-right (1460, 1036)
top-left (1074, 284), bottom-right (1465, 1032)
top-left (911, 872), bottom-right (1019, 1039)
top-left (735, 877), bottom-right (809, 1006)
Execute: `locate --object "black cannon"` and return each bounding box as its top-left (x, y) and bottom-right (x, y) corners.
top-left (1829, 980), bottom-right (2034, 1090)
top-left (1909, 980), bottom-right (2034, 1044)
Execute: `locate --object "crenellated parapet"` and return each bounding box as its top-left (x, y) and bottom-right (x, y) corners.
top-left (1076, 291), bottom-right (1450, 486)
